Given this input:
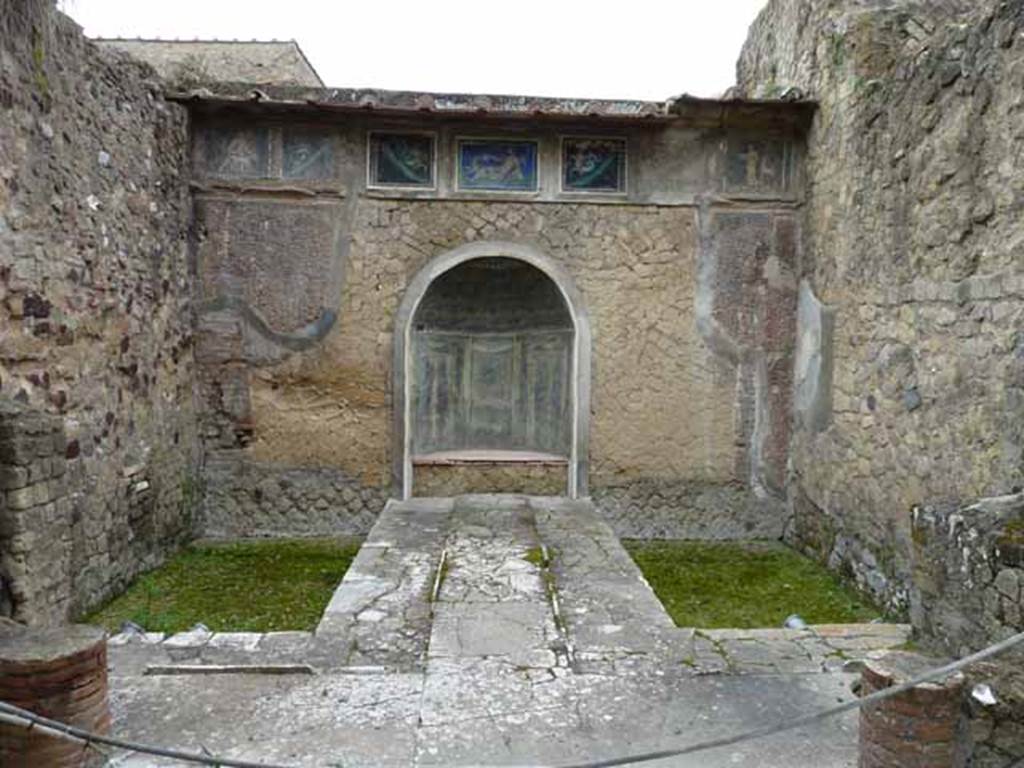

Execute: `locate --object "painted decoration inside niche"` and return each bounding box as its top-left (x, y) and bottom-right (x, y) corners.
top-left (457, 139), bottom-right (538, 191)
top-left (369, 133), bottom-right (435, 187)
top-left (562, 137), bottom-right (626, 192)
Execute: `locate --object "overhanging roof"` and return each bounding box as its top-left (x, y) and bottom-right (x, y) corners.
top-left (168, 84), bottom-right (816, 130)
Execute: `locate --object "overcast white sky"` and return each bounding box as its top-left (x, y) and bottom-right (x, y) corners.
top-left (61, 1), bottom-right (769, 101)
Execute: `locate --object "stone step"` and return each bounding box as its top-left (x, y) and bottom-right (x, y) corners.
top-left (314, 497), bottom-right (453, 671)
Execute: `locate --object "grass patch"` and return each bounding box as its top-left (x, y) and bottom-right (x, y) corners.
top-left (84, 537), bottom-right (361, 633)
top-left (623, 540), bottom-right (881, 629)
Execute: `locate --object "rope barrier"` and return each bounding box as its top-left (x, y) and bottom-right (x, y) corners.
top-left (0, 629), bottom-right (1022, 767)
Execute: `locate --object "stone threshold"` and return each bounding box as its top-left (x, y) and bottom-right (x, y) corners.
top-left (412, 449), bottom-right (568, 465)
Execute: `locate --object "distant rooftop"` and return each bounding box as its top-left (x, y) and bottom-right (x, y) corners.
top-left (95, 37), bottom-right (814, 128)
top-left (93, 38), bottom-right (324, 88)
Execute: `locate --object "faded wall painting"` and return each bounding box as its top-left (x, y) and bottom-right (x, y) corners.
top-left (413, 331), bottom-right (572, 457)
top-left (723, 137), bottom-right (793, 194)
top-left (203, 127), bottom-right (271, 178)
top-left (410, 258), bottom-right (572, 458)
top-left (457, 139), bottom-right (538, 191)
top-left (562, 137), bottom-right (626, 192)
top-left (283, 130), bottom-right (334, 180)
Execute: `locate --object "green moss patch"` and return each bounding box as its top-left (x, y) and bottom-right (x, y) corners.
top-left (999, 518), bottom-right (1024, 545)
top-left (623, 540), bottom-right (881, 629)
top-left (523, 547), bottom-right (545, 567)
top-left (84, 537), bottom-right (361, 633)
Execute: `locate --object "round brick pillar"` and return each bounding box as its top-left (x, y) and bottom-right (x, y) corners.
top-left (859, 651), bottom-right (969, 768)
top-left (0, 622), bottom-right (109, 767)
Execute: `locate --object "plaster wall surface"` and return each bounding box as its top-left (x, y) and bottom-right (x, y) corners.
top-left (192, 115), bottom-right (801, 538)
top-left (0, 1), bottom-right (200, 623)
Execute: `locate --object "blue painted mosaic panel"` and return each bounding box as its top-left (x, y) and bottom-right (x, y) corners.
top-left (562, 138), bottom-right (626, 192)
top-left (457, 140), bottom-right (538, 191)
top-left (369, 133), bottom-right (434, 187)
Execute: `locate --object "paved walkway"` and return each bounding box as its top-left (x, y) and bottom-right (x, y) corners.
top-left (105, 496), bottom-right (910, 767)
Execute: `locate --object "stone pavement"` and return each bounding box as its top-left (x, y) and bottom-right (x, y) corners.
top-left (104, 496), bottom-right (911, 767)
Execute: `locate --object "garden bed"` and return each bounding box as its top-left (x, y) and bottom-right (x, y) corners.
top-left (84, 537), bottom-right (361, 633)
top-left (623, 540), bottom-right (881, 628)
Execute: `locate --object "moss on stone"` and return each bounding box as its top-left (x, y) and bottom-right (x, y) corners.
top-left (999, 518), bottom-right (1024, 545)
top-left (911, 522), bottom-right (930, 550)
top-left (429, 551), bottom-right (451, 604)
top-left (624, 540), bottom-right (882, 629)
top-left (523, 546), bottom-right (551, 568)
top-left (828, 30), bottom-right (847, 69)
top-left (83, 537), bottom-right (361, 633)
top-left (891, 639), bottom-right (920, 652)
top-left (31, 26), bottom-right (49, 98)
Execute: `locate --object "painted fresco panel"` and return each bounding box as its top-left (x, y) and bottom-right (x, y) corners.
top-left (412, 330), bottom-right (571, 456)
top-left (467, 335), bottom-right (517, 446)
top-left (195, 198), bottom-right (344, 334)
top-left (369, 132), bottom-right (435, 188)
top-left (457, 139), bottom-right (538, 192)
top-left (283, 130), bottom-right (335, 180)
top-left (413, 334), bottom-right (463, 453)
top-left (202, 127), bottom-right (271, 178)
top-left (524, 331), bottom-right (571, 454)
top-left (724, 137), bottom-right (792, 193)
top-left (562, 137), bottom-right (626, 193)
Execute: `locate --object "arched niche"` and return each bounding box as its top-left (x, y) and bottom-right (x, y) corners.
top-left (393, 242), bottom-right (591, 499)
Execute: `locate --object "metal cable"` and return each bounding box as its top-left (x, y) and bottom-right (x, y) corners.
top-left (0, 702), bottom-right (293, 768)
top-left (553, 629), bottom-right (1024, 768)
top-left (0, 629), bottom-right (1022, 768)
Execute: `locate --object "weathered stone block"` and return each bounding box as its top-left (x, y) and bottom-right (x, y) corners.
top-left (0, 466), bottom-right (29, 491)
top-left (4, 482), bottom-right (53, 511)
top-left (994, 569), bottom-right (1021, 601)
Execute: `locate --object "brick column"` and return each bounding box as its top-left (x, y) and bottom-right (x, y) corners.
top-left (0, 622), bottom-right (109, 767)
top-left (859, 651), bottom-right (969, 768)
top-left (0, 400), bottom-right (70, 624)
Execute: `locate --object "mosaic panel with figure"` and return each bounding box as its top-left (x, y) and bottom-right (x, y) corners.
top-left (457, 139), bottom-right (538, 192)
top-left (562, 137), bottom-right (626, 193)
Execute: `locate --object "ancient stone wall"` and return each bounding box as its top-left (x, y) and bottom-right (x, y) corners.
top-left (738, 2), bottom-right (1024, 762)
top-left (189, 114), bottom-right (802, 538)
top-left (413, 462), bottom-right (567, 498)
top-left (0, 0), bottom-right (200, 624)
top-left (738, 0), bottom-right (1024, 611)
top-left (910, 495), bottom-right (1024, 766)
